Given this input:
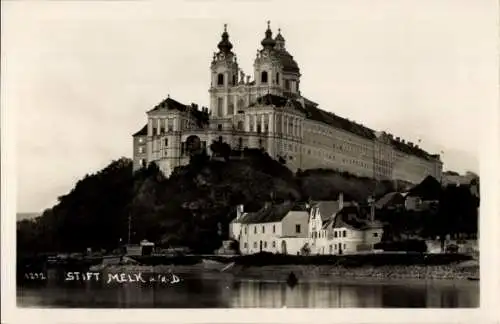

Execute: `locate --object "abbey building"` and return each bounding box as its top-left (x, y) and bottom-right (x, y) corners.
top-left (132, 22), bottom-right (443, 184)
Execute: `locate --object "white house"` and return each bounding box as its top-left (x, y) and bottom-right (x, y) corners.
top-left (232, 201), bottom-right (309, 255)
top-left (319, 205), bottom-right (384, 255)
top-left (307, 193), bottom-right (357, 255)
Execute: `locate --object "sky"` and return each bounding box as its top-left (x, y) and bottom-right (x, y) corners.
top-left (2, 0), bottom-right (496, 213)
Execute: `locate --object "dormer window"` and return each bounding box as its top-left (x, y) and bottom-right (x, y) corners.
top-left (261, 71), bottom-right (268, 83)
top-left (217, 73), bottom-right (224, 86)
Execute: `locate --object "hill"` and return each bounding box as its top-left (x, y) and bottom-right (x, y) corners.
top-left (16, 148), bottom-right (477, 255)
top-left (297, 168), bottom-right (412, 202)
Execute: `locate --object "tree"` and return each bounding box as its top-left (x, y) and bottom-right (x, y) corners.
top-left (210, 138), bottom-right (231, 161)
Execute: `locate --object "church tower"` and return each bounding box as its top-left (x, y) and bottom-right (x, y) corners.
top-left (253, 21), bottom-right (281, 98)
top-left (273, 28), bottom-right (301, 97)
top-left (253, 22), bottom-right (301, 99)
top-left (209, 24), bottom-right (239, 118)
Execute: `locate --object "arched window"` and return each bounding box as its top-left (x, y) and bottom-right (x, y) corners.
top-left (237, 121), bottom-right (244, 130)
top-left (276, 72), bottom-right (280, 85)
top-left (261, 71), bottom-right (268, 83)
top-left (217, 73), bottom-right (224, 86)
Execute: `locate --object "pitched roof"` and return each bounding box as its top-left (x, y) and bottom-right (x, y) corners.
top-left (132, 124), bottom-right (147, 137)
top-left (146, 96), bottom-right (209, 127)
top-left (330, 206), bottom-right (383, 231)
top-left (406, 175), bottom-right (442, 200)
top-left (252, 94), bottom-right (308, 114)
top-left (147, 97), bottom-right (188, 114)
top-left (311, 201), bottom-right (341, 222)
top-left (236, 202), bottom-right (307, 224)
top-left (375, 192), bottom-right (405, 209)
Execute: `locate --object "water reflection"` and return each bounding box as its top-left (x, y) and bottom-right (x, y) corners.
top-left (17, 277), bottom-right (478, 308)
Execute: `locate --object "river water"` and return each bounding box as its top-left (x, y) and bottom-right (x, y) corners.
top-left (17, 273), bottom-right (479, 308)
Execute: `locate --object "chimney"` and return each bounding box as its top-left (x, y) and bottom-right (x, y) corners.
top-left (338, 192), bottom-right (344, 210)
top-left (401, 139), bottom-right (405, 144)
top-left (408, 142), bottom-right (414, 147)
top-left (396, 137), bottom-right (400, 142)
top-left (236, 204), bottom-right (244, 220)
top-left (388, 134), bottom-right (393, 140)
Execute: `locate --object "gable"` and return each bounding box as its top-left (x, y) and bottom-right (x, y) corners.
top-left (312, 201), bottom-right (341, 221)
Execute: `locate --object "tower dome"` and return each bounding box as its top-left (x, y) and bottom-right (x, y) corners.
top-left (217, 24), bottom-right (233, 53)
top-left (273, 29), bottom-right (299, 73)
top-left (275, 28), bottom-right (285, 43)
top-left (261, 21), bottom-right (276, 49)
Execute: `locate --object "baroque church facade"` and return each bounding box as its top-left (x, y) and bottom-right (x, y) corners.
top-left (132, 22), bottom-right (443, 184)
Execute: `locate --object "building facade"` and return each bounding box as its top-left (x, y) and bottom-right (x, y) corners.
top-left (230, 202), bottom-right (310, 255)
top-left (230, 198), bottom-right (383, 256)
top-left (132, 22), bottom-right (443, 184)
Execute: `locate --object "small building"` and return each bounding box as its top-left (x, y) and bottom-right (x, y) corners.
top-left (125, 240), bottom-right (155, 256)
top-left (307, 193), bottom-right (357, 254)
top-left (324, 206), bottom-right (384, 254)
top-left (235, 201), bottom-right (309, 255)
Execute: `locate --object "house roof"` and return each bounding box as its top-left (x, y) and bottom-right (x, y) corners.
top-left (329, 206), bottom-right (383, 231)
top-left (406, 175), bottom-right (442, 200)
top-left (146, 96), bottom-right (210, 127)
top-left (147, 97), bottom-right (188, 114)
top-left (375, 192), bottom-right (405, 209)
top-left (235, 202), bottom-right (307, 224)
top-left (311, 201), bottom-right (341, 222)
top-left (132, 124), bottom-right (148, 137)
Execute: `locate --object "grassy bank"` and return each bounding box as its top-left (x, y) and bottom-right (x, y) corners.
top-left (125, 262), bottom-right (478, 282)
top-left (228, 264), bottom-right (479, 281)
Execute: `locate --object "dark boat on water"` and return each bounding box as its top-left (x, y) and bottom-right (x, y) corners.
top-left (287, 271), bottom-right (298, 287)
top-left (467, 277), bottom-right (479, 281)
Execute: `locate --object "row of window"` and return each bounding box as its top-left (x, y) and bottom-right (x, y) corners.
top-left (303, 146), bottom-right (372, 169)
top-left (216, 73), bottom-right (237, 87)
top-left (242, 242), bottom-right (350, 253)
top-left (150, 119), bottom-right (175, 134)
top-left (275, 115), bottom-right (301, 137)
top-left (243, 224), bottom-right (302, 235)
top-left (216, 71), bottom-right (299, 92)
top-left (311, 230), bottom-right (347, 239)
top-left (243, 241), bottom-right (277, 249)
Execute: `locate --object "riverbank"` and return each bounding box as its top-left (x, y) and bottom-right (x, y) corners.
top-left (18, 252), bottom-right (479, 283)
top-left (98, 261), bottom-right (478, 282)
top-left (227, 263), bottom-right (479, 281)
